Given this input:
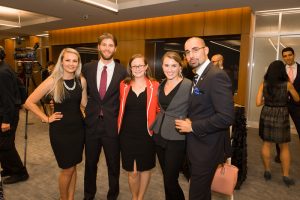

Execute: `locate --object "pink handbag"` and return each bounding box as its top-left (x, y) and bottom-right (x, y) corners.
top-left (211, 163), bottom-right (239, 196)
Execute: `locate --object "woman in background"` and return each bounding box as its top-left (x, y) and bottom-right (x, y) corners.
top-left (25, 48), bottom-right (87, 200)
top-left (151, 51), bottom-right (192, 200)
top-left (118, 54), bottom-right (159, 200)
top-left (256, 60), bottom-right (299, 187)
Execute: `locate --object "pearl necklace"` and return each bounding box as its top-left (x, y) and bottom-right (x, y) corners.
top-left (63, 79), bottom-right (76, 90)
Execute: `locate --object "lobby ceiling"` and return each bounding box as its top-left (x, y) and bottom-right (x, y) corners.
top-left (0, 0), bottom-right (300, 39)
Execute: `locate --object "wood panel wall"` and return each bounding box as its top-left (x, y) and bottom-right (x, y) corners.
top-left (2, 7), bottom-right (252, 105)
top-left (4, 39), bottom-right (15, 70)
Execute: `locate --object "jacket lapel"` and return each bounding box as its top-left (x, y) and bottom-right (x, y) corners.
top-left (90, 63), bottom-right (101, 103)
top-left (196, 63), bottom-right (212, 87)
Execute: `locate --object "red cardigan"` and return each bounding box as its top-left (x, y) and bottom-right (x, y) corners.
top-left (118, 78), bottom-right (159, 136)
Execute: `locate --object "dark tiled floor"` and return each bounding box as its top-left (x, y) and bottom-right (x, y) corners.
top-left (2, 110), bottom-right (300, 200)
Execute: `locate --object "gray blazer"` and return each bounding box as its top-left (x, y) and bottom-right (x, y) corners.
top-left (151, 78), bottom-right (192, 140)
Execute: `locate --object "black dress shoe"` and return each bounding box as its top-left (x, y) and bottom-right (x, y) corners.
top-left (283, 176), bottom-right (295, 187)
top-left (264, 171), bottom-right (271, 181)
top-left (3, 173), bottom-right (29, 184)
top-left (274, 155), bottom-right (281, 163)
top-left (0, 170), bottom-right (12, 178)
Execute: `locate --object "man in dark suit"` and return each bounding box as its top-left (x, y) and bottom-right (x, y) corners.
top-left (82, 33), bottom-right (127, 200)
top-left (275, 47), bottom-right (300, 162)
top-left (175, 37), bottom-right (234, 200)
top-left (0, 46), bottom-right (29, 184)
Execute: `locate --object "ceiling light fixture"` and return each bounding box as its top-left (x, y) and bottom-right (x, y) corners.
top-left (77, 0), bottom-right (118, 12)
top-left (36, 33), bottom-right (49, 37)
top-left (0, 19), bottom-right (21, 28)
top-left (209, 41), bottom-right (240, 52)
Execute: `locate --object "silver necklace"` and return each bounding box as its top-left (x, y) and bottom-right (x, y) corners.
top-left (63, 79), bottom-right (76, 90)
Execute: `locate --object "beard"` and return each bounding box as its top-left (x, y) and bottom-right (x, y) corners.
top-left (99, 50), bottom-right (114, 61)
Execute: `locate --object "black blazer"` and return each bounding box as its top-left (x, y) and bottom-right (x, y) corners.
top-left (187, 62), bottom-right (234, 166)
top-left (82, 61), bottom-right (127, 137)
top-left (289, 63), bottom-right (300, 106)
top-left (0, 61), bottom-right (19, 124)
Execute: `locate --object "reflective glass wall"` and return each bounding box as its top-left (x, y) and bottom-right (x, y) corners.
top-left (247, 9), bottom-right (300, 127)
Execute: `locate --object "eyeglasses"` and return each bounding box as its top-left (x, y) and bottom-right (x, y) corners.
top-left (131, 64), bottom-right (146, 70)
top-left (184, 46), bottom-right (205, 57)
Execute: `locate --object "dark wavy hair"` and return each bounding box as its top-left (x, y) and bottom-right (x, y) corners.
top-left (264, 60), bottom-right (288, 96)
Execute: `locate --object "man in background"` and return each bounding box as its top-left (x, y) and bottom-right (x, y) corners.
top-left (275, 47), bottom-right (300, 163)
top-left (211, 54), bottom-right (224, 70)
top-left (0, 45), bottom-right (29, 184)
top-left (212, 53), bottom-right (235, 94)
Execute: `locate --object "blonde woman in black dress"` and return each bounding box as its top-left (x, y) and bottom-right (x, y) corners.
top-left (256, 60), bottom-right (299, 187)
top-left (25, 48), bottom-right (87, 200)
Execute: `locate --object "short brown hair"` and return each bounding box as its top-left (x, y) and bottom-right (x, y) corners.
top-left (97, 32), bottom-right (117, 46)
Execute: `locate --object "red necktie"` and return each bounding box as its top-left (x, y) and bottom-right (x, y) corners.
top-left (99, 66), bottom-right (107, 99)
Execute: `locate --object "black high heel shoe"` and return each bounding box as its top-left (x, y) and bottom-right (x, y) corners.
top-left (264, 171), bottom-right (271, 181)
top-left (282, 176), bottom-right (295, 187)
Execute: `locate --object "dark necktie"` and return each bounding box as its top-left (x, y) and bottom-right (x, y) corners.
top-left (193, 74), bottom-right (199, 88)
top-left (99, 66), bottom-right (107, 99)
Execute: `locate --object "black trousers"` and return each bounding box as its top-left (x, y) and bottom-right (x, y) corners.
top-left (0, 112), bottom-right (26, 175)
top-left (84, 118), bottom-right (120, 200)
top-left (276, 104), bottom-right (300, 156)
top-left (289, 104), bottom-right (300, 138)
top-left (189, 163), bottom-right (218, 200)
top-left (156, 140), bottom-right (186, 200)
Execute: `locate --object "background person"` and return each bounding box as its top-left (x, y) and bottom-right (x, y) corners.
top-left (211, 54), bottom-right (224, 70)
top-left (25, 48), bottom-right (87, 200)
top-left (118, 54), bottom-right (159, 200)
top-left (175, 37), bottom-right (234, 200)
top-left (0, 45), bottom-right (29, 184)
top-left (82, 33), bottom-right (127, 200)
top-left (42, 61), bottom-right (55, 81)
top-left (275, 47), bottom-right (300, 163)
top-left (256, 60), bottom-right (299, 187)
top-left (151, 51), bottom-right (192, 200)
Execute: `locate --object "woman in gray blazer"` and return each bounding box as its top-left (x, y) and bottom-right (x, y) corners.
top-left (151, 51), bottom-right (192, 200)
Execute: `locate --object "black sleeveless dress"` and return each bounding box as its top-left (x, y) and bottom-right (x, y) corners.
top-left (259, 82), bottom-right (290, 143)
top-left (49, 79), bottom-right (85, 169)
top-left (120, 88), bottom-right (155, 171)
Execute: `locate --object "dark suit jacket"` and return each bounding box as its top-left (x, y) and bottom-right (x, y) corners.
top-left (187, 62), bottom-right (234, 167)
top-left (289, 62), bottom-right (300, 106)
top-left (82, 61), bottom-right (127, 137)
top-left (0, 61), bottom-right (19, 124)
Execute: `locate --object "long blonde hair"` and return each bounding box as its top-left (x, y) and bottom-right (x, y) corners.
top-left (49, 48), bottom-right (82, 103)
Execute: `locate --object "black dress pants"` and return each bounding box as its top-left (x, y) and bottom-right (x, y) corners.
top-left (156, 140), bottom-right (186, 200)
top-left (0, 113), bottom-right (26, 175)
top-left (288, 104), bottom-right (300, 138)
top-left (84, 118), bottom-right (120, 200)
